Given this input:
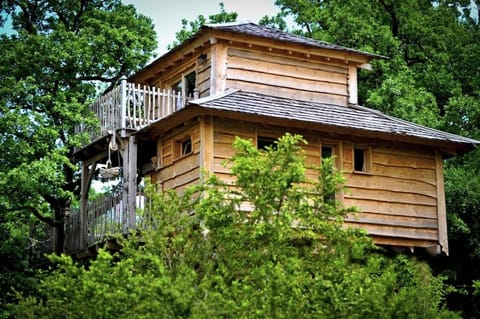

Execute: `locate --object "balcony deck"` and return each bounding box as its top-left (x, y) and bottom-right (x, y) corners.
top-left (77, 80), bottom-right (191, 143)
top-left (68, 80), bottom-right (191, 255)
top-left (65, 191), bottom-right (152, 254)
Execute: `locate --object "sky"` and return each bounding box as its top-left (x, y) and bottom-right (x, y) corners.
top-left (0, 1), bottom-right (282, 56)
top-left (125, 0), bottom-right (282, 56)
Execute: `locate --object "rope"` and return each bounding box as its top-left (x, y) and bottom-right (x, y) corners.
top-left (100, 135), bottom-right (120, 179)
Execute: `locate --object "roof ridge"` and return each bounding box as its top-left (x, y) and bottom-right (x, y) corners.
top-left (204, 21), bottom-right (253, 28)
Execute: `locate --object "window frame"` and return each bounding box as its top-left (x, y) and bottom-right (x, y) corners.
top-left (174, 135), bottom-right (193, 159)
top-left (353, 145), bottom-right (372, 174)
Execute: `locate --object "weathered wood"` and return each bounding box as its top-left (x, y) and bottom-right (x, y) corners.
top-left (344, 174), bottom-right (437, 197)
top-left (345, 212), bottom-right (438, 229)
top-left (343, 198), bottom-right (437, 218)
top-left (227, 51), bottom-right (348, 84)
top-left (227, 48), bottom-right (350, 74)
top-left (435, 150), bottom-right (448, 255)
top-left (228, 68), bottom-right (347, 96)
top-left (347, 65), bottom-right (358, 105)
top-left (226, 78), bottom-right (348, 105)
top-left (200, 116), bottom-right (214, 175)
top-left (77, 81), bottom-right (188, 144)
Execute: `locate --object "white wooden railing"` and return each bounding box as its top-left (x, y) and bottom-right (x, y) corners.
top-left (78, 80), bottom-right (190, 141)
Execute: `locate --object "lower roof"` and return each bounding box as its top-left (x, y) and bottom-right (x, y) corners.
top-left (142, 89), bottom-right (479, 155)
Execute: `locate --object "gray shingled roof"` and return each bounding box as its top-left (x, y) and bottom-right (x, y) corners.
top-left (189, 89), bottom-right (479, 149)
top-left (204, 22), bottom-right (385, 59)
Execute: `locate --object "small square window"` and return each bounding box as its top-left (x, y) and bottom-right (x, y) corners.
top-left (321, 146), bottom-right (333, 159)
top-left (257, 136), bottom-right (277, 150)
top-left (353, 146), bottom-right (370, 173)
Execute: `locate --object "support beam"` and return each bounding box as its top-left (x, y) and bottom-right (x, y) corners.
top-left (79, 161), bottom-right (97, 252)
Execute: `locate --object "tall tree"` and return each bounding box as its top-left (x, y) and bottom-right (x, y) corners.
top-left (0, 0), bottom-right (156, 313)
top-left (168, 2), bottom-right (237, 49)
top-left (266, 0), bottom-right (480, 316)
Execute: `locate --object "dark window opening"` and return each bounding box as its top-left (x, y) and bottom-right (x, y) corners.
top-left (185, 71), bottom-right (196, 98)
top-left (258, 137), bottom-right (277, 150)
top-left (354, 148), bottom-right (365, 172)
top-left (321, 146), bottom-right (333, 159)
top-left (181, 138), bottom-right (192, 156)
top-left (172, 79), bottom-right (182, 93)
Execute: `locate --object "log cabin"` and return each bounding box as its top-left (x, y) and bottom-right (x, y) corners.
top-left (68, 22), bottom-right (479, 257)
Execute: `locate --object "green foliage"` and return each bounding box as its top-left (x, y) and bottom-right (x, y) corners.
top-left (11, 134), bottom-right (458, 318)
top-left (0, 1), bottom-right (156, 316)
top-left (168, 2), bottom-right (238, 49)
top-left (263, 1), bottom-right (480, 316)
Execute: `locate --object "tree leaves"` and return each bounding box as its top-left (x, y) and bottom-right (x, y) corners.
top-left (11, 134), bottom-right (458, 318)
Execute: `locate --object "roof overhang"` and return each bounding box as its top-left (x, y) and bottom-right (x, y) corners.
top-left (136, 90), bottom-right (479, 157)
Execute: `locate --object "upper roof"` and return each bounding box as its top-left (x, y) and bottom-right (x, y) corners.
top-left (130, 22), bottom-right (383, 83)
top-left (181, 89), bottom-right (478, 154)
top-left (204, 22), bottom-right (385, 59)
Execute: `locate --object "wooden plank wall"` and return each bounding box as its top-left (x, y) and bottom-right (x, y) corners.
top-left (342, 142), bottom-right (440, 249)
top-left (197, 52), bottom-right (211, 98)
top-left (213, 119), bottom-right (324, 184)
top-left (150, 121), bottom-right (202, 193)
top-left (225, 47), bottom-right (349, 105)
top-left (211, 118), bottom-right (442, 250)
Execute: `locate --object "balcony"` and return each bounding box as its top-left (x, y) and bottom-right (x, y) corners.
top-left (77, 80), bottom-right (192, 143)
top-left (65, 191), bottom-right (152, 254)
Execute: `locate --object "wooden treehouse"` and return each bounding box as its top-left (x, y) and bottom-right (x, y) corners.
top-left (68, 22), bottom-right (479, 257)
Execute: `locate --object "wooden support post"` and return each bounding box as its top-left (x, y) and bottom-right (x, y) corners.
top-left (435, 150), bottom-right (449, 255)
top-left (120, 135), bottom-right (138, 232)
top-left (199, 115), bottom-right (214, 178)
top-left (348, 65), bottom-right (358, 105)
top-left (79, 161), bottom-right (89, 250)
top-left (120, 79), bottom-right (127, 136)
top-left (127, 135), bottom-right (138, 229)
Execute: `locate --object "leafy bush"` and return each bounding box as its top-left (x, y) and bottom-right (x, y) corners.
top-left (12, 134), bottom-right (458, 318)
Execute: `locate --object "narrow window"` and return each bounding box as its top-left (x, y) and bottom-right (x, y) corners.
top-left (175, 137), bottom-right (192, 159)
top-left (185, 71), bottom-right (196, 98)
top-left (354, 148), bottom-right (366, 172)
top-left (257, 136), bottom-right (277, 150)
top-left (181, 138), bottom-right (192, 156)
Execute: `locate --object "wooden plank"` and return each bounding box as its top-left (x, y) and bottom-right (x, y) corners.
top-left (371, 236), bottom-right (438, 248)
top-left (344, 174), bottom-right (437, 197)
top-left (227, 68), bottom-right (348, 96)
top-left (347, 223), bottom-right (438, 241)
top-left (227, 48), bottom-right (349, 74)
top-left (226, 79), bottom-right (348, 105)
top-left (227, 54), bottom-right (347, 84)
top-left (347, 187), bottom-right (436, 206)
top-left (345, 212), bottom-right (438, 229)
top-left (374, 145), bottom-right (435, 159)
top-left (372, 152), bottom-right (435, 169)
top-left (348, 65), bottom-right (358, 105)
top-left (371, 164), bottom-right (436, 184)
top-left (200, 116), bottom-right (214, 175)
top-left (343, 198), bottom-right (437, 218)
top-left (435, 150), bottom-right (448, 255)
top-left (211, 42), bottom-right (228, 95)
